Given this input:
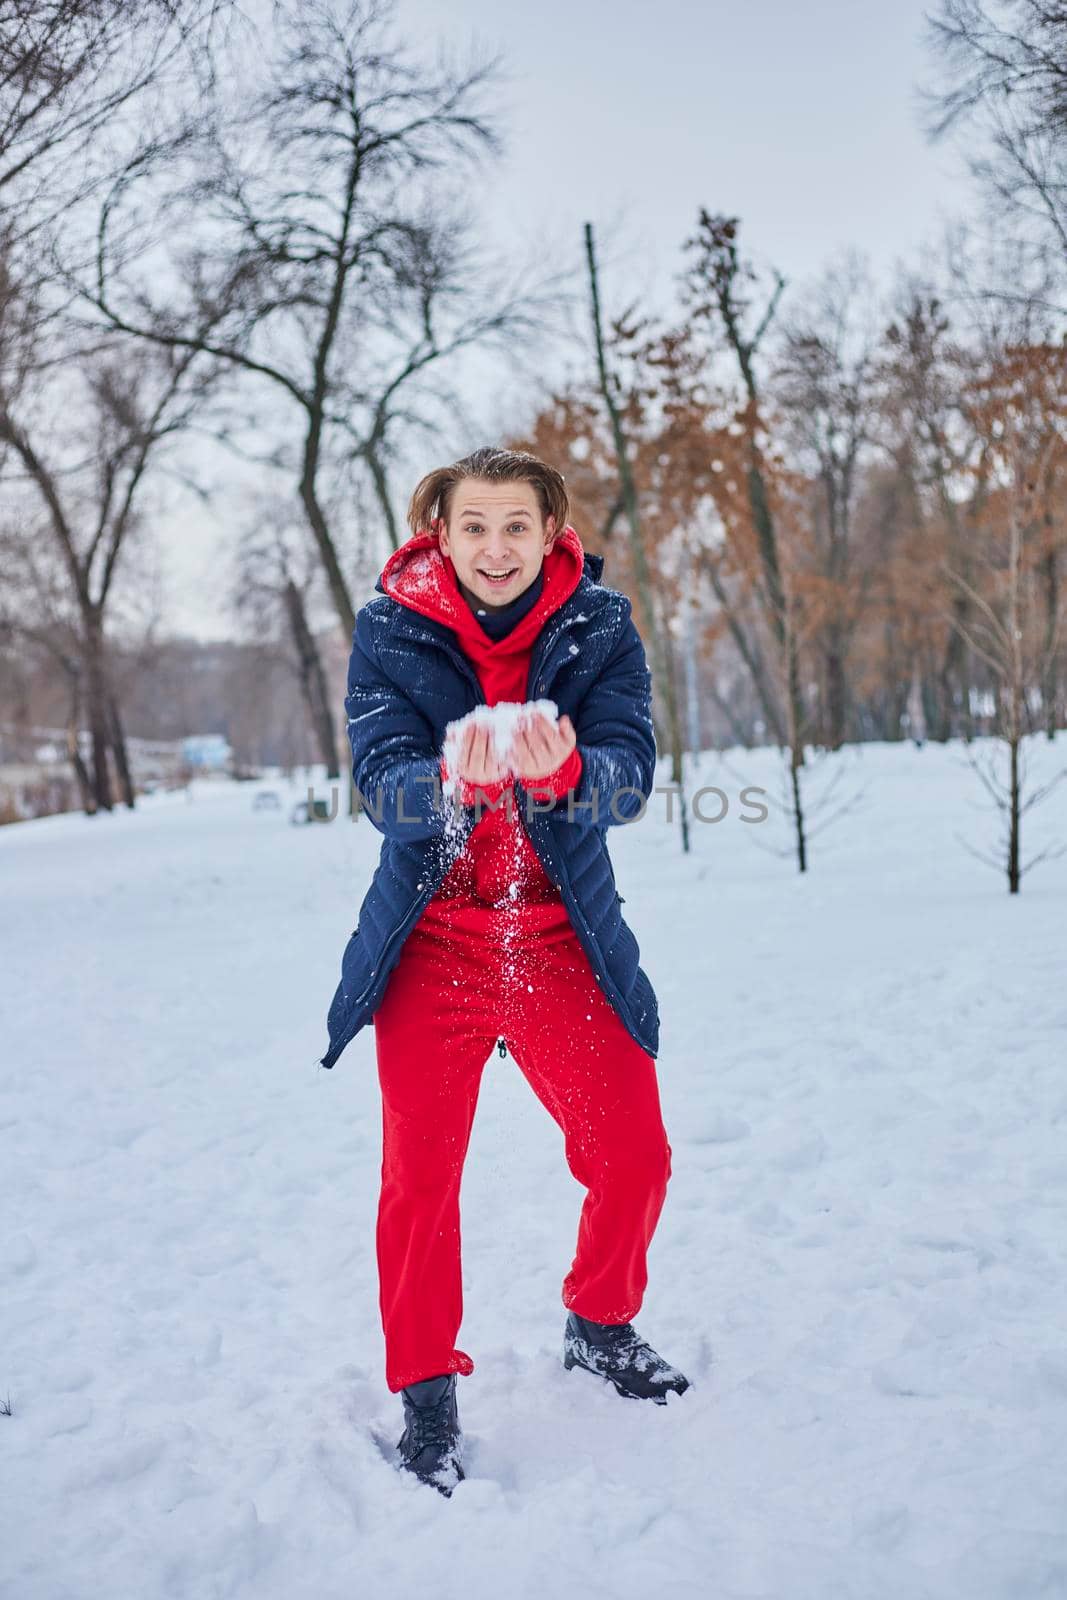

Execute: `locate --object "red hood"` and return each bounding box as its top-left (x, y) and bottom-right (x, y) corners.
top-left (377, 523), bottom-right (585, 657)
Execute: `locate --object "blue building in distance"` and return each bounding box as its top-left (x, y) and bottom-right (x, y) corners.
top-left (181, 734), bottom-right (232, 772)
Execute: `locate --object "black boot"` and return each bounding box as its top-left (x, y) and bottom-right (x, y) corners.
top-left (563, 1311), bottom-right (691, 1404)
top-left (396, 1373), bottom-right (464, 1496)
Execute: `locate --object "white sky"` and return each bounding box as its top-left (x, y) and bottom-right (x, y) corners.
top-left (161, 0), bottom-right (976, 640)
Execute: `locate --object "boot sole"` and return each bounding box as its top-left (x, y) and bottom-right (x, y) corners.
top-left (563, 1346), bottom-right (670, 1404)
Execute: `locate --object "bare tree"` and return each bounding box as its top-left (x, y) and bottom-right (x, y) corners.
top-left (938, 314), bottom-right (1067, 889)
top-left (773, 253), bottom-right (880, 748)
top-left (583, 220), bottom-right (691, 852)
top-left (0, 512), bottom-right (97, 809)
top-left (0, 0), bottom-right (233, 225)
top-left (69, 0), bottom-right (568, 641)
top-left (876, 280), bottom-right (992, 741)
top-left (0, 252), bottom-right (225, 810)
top-left (923, 1), bottom-right (1067, 303)
top-left (679, 210), bottom-right (827, 873)
top-left (232, 491), bottom-right (345, 779)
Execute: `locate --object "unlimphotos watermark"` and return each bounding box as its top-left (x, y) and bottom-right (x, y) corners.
top-left (304, 777), bottom-right (769, 825)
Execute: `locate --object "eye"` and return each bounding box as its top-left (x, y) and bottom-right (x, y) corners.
top-left (461, 519), bottom-right (530, 534)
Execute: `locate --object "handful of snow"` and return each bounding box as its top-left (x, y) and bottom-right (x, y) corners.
top-left (440, 699), bottom-right (560, 804)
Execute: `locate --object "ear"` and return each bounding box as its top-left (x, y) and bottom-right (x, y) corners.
top-left (544, 513), bottom-right (557, 543)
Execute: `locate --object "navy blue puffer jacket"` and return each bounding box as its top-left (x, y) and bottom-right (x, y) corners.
top-left (318, 542), bottom-right (660, 1070)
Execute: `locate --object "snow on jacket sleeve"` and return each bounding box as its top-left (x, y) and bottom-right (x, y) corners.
top-left (529, 605), bottom-right (657, 829)
top-left (344, 609), bottom-right (465, 842)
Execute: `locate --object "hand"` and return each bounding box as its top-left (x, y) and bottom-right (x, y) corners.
top-left (509, 711), bottom-right (577, 781)
top-left (452, 721), bottom-right (511, 787)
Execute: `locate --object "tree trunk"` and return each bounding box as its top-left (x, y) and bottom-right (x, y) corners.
top-left (366, 442), bottom-right (403, 554)
top-left (659, 607), bottom-right (691, 853)
top-left (880, 613), bottom-right (909, 741)
top-left (584, 220), bottom-right (689, 852)
top-left (920, 664), bottom-right (941, 743)
top-left (790, 754), bottom-right (808, 874)
top-left (1008, 733), bottom-right (1020, 893)
top-left (746, 455), bottom-right (807, 769)
top-left (299, 429), bottom-right (356, 641)
top-left (1041, 541), bottom-right (1060, 739)
top-left (107, 687), bottom-right (135, 808)
top-left (284, 579), bottom-right (341, 779)
top-left (904, 659), bottom-right (927, 745)
top-left (65, 694), bottom-right (96, 814)
top-left (823, 617), bottom-right (848, 749)
top-left (934, 599), bottom-right (972, 742)
top-left (81, 621), bottom-right (114, 812)
top-left (683, 586), bottom-right (702, 758)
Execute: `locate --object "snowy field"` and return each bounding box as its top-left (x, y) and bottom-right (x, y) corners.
top-left (3, 736), bottom-right (1067, 1600)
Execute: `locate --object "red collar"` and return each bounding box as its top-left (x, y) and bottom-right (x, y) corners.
top-left (378, 524), bottom-right (585, 651)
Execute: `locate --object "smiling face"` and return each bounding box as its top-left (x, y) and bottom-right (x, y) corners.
top-left (438, 477), bottom-right (558, 612)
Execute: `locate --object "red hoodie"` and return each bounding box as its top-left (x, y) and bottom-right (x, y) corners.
top-left (377, 524), bottom-right (586, 908)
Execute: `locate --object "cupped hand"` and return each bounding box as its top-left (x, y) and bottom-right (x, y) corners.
top-left (453, 722), bottom-right (511, 786)
top-left (509, 711), bottom-right (577, 781)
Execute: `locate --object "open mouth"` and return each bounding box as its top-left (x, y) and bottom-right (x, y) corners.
top-left (478, 568), bottom-right (519, 586)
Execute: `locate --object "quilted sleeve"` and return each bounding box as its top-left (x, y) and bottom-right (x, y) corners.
top-left (345, 609), bottom-right (469, 842)
top-left (525, 604), bottom-right (657, 829)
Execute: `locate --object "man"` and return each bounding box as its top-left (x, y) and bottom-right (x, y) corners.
top-left (320, 447), bottom-right (690, 1497)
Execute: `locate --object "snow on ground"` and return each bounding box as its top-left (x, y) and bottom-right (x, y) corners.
top-left (2, 736), bottom-right (1067, 1600)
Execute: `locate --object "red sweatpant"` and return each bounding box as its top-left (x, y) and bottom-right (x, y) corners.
top-left (372, 891), bottom-right (673, 1393)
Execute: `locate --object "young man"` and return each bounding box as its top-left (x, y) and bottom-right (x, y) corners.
top-left (319, 447), bottom-right (689, 1497)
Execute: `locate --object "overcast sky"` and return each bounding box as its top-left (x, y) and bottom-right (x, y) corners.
top-left (395, 0), bottom-right (967, 296)
top-left (164, 0), bottom-right (975, 639)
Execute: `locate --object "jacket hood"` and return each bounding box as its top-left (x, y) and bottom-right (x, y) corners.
top-left (373, 523), bottom-right (598, 655)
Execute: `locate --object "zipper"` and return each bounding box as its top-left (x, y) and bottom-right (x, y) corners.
top-left (438, 641), bottom-right (486, 706)
top-left (525, 612), bottom-right (577, 700)
top-left (388, 586), bottom-right (591, 703)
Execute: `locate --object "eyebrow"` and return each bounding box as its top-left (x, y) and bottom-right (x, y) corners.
top-left (457, 508), bottom-right (532, 517)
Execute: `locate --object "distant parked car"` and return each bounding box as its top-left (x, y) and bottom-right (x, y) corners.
top-left (289, 797), bottom-right (333, 825)
top-left (252, 789), bottom-right (283, 812)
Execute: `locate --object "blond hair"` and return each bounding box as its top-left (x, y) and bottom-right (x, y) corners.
top-left (407, 445), bottom-right (569, 538)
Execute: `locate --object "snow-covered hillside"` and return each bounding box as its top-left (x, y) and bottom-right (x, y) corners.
top-left (3, 738), bottom-right (1066, 1600)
